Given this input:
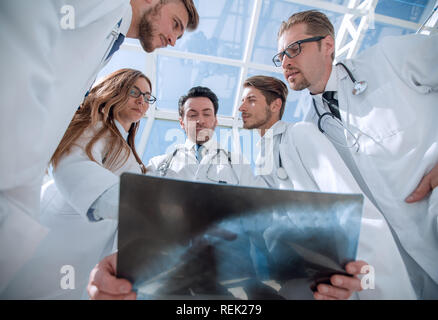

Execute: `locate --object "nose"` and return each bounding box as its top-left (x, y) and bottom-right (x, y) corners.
top-left (238, 101), bottom-right (247, 112)
top-left (135, 95), bottom-right (146, 105)
top-left (168, 33), bottom-right (177, 47)
top-left (281, 53), bottom-right (293, 69)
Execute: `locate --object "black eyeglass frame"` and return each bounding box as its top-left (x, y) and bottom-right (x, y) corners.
top-left (129, 86), bottom-right (157, 104)
top-left (272, 36), bottom-right (326, 67)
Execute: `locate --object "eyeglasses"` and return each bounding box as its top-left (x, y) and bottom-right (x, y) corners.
top-left (272, 36), bottom-right (326, 67)
top-left (129, 86), bottom-right (157, 104)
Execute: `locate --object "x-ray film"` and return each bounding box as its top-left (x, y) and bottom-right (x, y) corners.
top-left (117, 173), bottom-right (363, 300)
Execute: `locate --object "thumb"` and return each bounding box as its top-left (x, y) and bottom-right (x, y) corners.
top-left (405, 175), bottom-right (431, 203)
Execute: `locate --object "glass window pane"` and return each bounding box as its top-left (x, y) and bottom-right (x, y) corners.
top-left (358, 22), bottom-right (414, 54)
top-left (96, 49), bottom-right (147, 81)
top-left (251, 1), bottom-right (344, 66)
top-left (142, 119), bottom-right (185, 164)
top-left (375, 0), bottom-right (432, 23)
top-left (170, 0), bottom-right (254, 60)
top-left (246, 69), bottom-right (311, 123)
top-left (155, 56), bottom-right (240, 116)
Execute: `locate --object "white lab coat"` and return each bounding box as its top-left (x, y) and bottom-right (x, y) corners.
top-left (147, 138), bottom-right (267, 188)
top-left (305, 34), bottom-right (438, 298)
top-left (1, 121), bottom-right (143, 299)
top-left (0, 0), bottom-right (131, 291)
top-left (256, 120), bottom-right (416, 299)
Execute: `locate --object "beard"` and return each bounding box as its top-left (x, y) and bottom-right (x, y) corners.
top-left (243, 106), bottom-right (272, 130)
top-left (285, 68), bottom-right (311, 91)
top-left (138, 3), bottom-right (162, 52)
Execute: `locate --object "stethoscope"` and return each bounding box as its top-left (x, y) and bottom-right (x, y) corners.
top-left (337, 62), bottom-right (368, 96)
top-left (313, 62), bottom-right (368, 125)
top-left (312, 62), bottom-right (366, 151)
top-left (157, 147), bottom-right (240, 184)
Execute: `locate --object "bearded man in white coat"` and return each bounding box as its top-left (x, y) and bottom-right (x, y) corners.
top-left (274, 10), bottom-right (438, 299)
top-left (239, 75), bottom-right (416, 300)
top-left (0, 0), bottom-right (199, 293)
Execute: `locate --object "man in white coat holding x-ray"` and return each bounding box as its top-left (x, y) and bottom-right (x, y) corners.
top-left (274, 10), bottom-right (438, 299)
top-left (239, 75), bottom-right (416, 299)
top-left (0, 0), bottom-right (199, 293)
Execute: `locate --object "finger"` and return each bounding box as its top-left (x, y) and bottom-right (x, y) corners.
top-left (89, 263), bottom-right (133, 295)
top-left (88, 284), bottom-right (136, 300)
top-left (313, 290), bottom-right (338, 300)
top-left (406, 175), bottom-right (431, 203)
top-left (331, 274), bottom-right (362, 292)
top-left (345, 260), bottom-right (369, 275)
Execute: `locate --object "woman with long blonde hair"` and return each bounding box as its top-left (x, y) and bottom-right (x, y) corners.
top-left (4, 68), bottom-right (155, 299)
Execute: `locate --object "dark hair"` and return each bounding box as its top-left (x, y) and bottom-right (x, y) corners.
top-left (243, 76), bottom-right (288, 119)
top-left (178, 86), bottom-right (219, 117)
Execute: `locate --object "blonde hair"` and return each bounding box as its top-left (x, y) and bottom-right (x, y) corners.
top-left (162, 0), bottom-right (199, 31)
top-left (50, 68), bottom-right (149, 174)
top-left (278, 10), bottom-right (335, 60)
top-left (178, 0), bottom-right (199, 31)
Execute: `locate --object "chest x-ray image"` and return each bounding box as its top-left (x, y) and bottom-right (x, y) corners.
top-left (117, 173), bottom-right (363, 299)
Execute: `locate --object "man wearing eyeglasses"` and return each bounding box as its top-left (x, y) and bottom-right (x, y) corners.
top-left (274, 10), bottom-right (438, 299)
top-left (239, 75), bottom-right (415, 300)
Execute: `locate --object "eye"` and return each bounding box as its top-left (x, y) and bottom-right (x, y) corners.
top-left (129, 88), bottom-right (139, 97)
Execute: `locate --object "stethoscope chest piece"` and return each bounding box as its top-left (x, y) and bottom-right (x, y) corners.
top-left (352, 80), bottom-right (368, 95)
top-left (276, 167), bottom-right (288, 180)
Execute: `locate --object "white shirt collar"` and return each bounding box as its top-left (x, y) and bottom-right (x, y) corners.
top-left (183, 137), bottom-right (219, 153)
top-left (115, 120), bottom-right (129, 140)
top-left (311, 65), bottom-right (338, 107)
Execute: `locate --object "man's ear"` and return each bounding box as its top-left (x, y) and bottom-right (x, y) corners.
top-left (179, 116), bottom-right (185, 129)
top-left (270, 98), bottom-right (282, 115)
top-left (324, 35), bottom-right (335, 58)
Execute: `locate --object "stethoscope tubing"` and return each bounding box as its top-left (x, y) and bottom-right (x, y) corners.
top-left (158, 147), bottom-right (239, 184)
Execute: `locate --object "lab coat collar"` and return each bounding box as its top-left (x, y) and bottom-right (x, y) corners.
top-left (256, 120), bottom-right (287, 148)
top-left (119, 6), bottom-right (133, 36)
top-left (183, 137), bottom-right (219, 154)
top-left (114, 120), bottom-right (129, 140)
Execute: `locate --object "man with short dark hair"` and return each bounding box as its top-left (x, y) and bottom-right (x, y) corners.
top-left (239, 75), bottom-right (415, 299)
top-left (274, 9), bottom-right (438, 299)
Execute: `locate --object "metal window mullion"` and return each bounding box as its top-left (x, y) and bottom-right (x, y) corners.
top-left (227, 0), bottom-right (262, 157)
top-left (137, 52), bottom-right (157, 157)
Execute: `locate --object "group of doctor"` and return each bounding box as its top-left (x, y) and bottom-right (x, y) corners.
top-left (87, 10), bottom-right (438, 300)
top-left (0, 1), bottom-right (437, 300)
